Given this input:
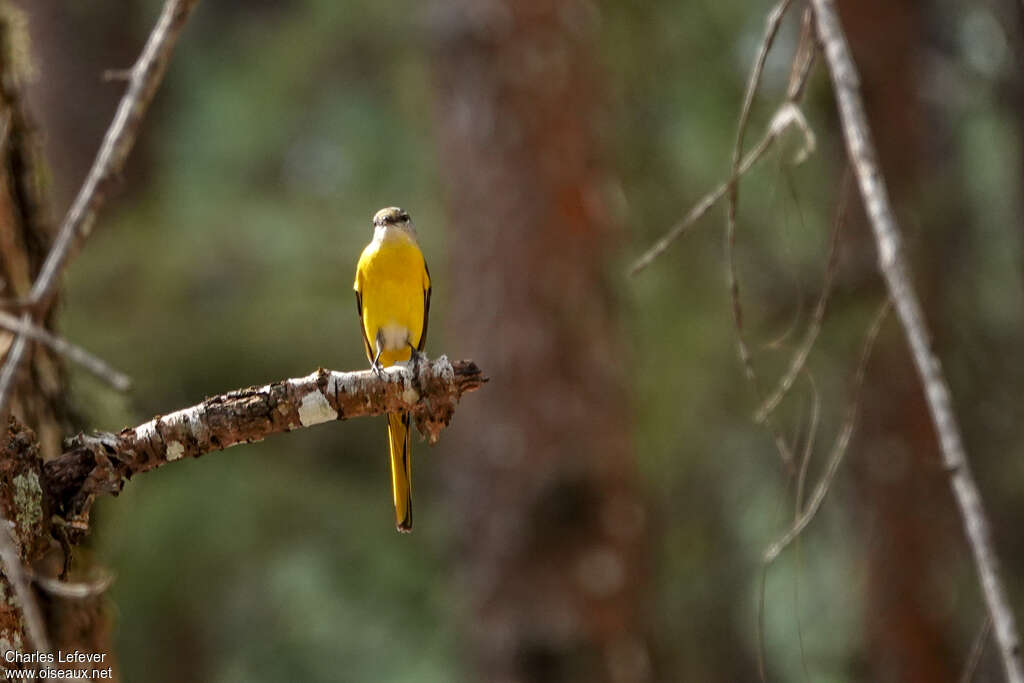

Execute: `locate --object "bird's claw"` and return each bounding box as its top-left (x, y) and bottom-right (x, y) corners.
top-left (408, 347), bottom-right (426, 377)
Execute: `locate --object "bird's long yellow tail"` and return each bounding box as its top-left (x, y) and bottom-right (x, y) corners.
top-left (388, 411), bottom-right (413, 532)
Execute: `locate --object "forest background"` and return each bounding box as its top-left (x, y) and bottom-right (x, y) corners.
top-left (8, 0), bottom-right (1024, 681)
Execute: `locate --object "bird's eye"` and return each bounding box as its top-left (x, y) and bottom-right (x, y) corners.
top-left (399, 212), bottom-right (409, 222)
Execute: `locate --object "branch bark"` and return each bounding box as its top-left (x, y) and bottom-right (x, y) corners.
top-left (44, 356), bottom-right (485, 531)
top-left (810, 1), bottom-right (1024, 681)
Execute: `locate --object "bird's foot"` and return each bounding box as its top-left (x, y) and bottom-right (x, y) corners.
top-left (408, 347), bottom-right (427, 378)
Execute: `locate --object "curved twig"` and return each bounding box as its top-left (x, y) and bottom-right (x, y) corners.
top-left (755, 170), bottom-right (850, 424)
top-left (725, 0), bottom-right (798, 470)
top-left (763, 299), bottom-right (890, 563)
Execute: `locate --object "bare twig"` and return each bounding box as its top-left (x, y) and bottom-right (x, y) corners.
top-left (0, 0), bottom-right (201, 417)
top-left (794, 372), bottom-right (821, 530)
top-left (0, 311), bottom-right (131, 391)
top-left (763, 299), bottom-right (890, 563)
top-left (810, 1), bottom-right (1024, 680)
top-left (0, 519), bottom-right (51, 659)
top-left (960, 616), bottom-right (993, 683)
top-left (629, 103), bottom-right (813, 276)
top-left (34, 572), bottom-right (115, 600)
top-left (755, 170), bottom-right (850, 423)
top-left (726, 0), bottom-right (798, 469)
top-left (33, 0), bottom-right (200, 302)
top-left (630, 0), bottom-right (818, 278)
top-left (786, 6), bottom-right (817, 103)
top-left (756, 563), bottom-right (769, 683)
top-left (43, 356), bottom-right (486, 527)
top-left (792, 371), bottom-right (820, 683)
top-left (756, 372), bottom-right (820, 683)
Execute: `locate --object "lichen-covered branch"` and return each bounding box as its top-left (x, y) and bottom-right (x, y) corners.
top-left (43, 356), bottom-right (485, 531)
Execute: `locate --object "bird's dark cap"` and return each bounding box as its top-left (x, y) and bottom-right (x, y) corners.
top-left (373, 207), bottom-right (410, 226)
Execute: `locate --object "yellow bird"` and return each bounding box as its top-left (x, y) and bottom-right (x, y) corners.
top-left (354, 207), bottom-right (431, 532)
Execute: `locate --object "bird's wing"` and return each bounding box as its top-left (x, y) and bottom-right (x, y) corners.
top-left (355, 290), bottom-right (373, 361)
top-left (418, 261), bottom-right (431, 352)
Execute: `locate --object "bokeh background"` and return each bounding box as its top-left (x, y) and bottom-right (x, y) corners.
top-left (12, 0), bottom-right (1024, 680)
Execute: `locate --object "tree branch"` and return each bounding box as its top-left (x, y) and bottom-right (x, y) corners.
top-left (32, 0), bottom-right (201, 303)
top-left (43, 356), bottom-right (485, 529)
top-left (810, 1), bottom-right (1024, 680)
top-left (0, 311), bottom-right (130, 391)
top-left (0, 0), bottom-right (201, 417)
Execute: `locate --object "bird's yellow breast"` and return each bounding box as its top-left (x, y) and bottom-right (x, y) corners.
top-left (354, 231), bottom-right (429, 367)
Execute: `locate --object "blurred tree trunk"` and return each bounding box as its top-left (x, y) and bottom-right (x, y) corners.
top-left (0, 5), bottom-right (114, 674)
top-left (18, 0), bottom-right (144, 212)
top-left (839, 0), bottom-right (963, 680)
top-left (0, 7), bottom-right (68, 462)
top-left (429, 2), bottom-right (653, 681)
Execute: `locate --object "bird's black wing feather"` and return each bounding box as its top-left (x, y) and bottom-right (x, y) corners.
top-left (418, 262), bottom-right (431, 352)
top-left (355, 290), bottom-right (373, 361)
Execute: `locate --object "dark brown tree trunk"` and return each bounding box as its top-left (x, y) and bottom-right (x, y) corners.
top-left (429, 2), bottom-right (653, 681)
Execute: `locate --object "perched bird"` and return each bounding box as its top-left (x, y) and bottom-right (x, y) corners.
top-left (353, 207), bottom-right (431, 532)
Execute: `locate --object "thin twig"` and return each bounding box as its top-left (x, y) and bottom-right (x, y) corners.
top-left (0, 0), bottom-right (201, 417)
top-left (810, 1), bottom-right (1024, 680)
top-left (786, 7), bottom-right (817, 103)
top-left (792, 371), bottom-right (820, 683)
top-left (32, 0), bottom-right (200, 303)
top-left (763, 299), bottom-right (891, 563)
top-left (756, 562), bottom-right (770, 683)
top-left (755, 170), bottom-right (850, 423)
top-left (631, 1), bottom-right (821, 278)
top-left (630, 121), bottom-right (785, 276)
top-left (629, 5), bottom-right (817, 279)
top-left (960, 616), bottom-right (993, 683)
top-left (0, 311), bottom-right (131, 391)
top-left (0, 520), bottom-right (52, 660)
top-left (756, 371), bottom-right (820, 683)
top-left (34, 572), bottom-right (115, 600)
top-left (726, 0), bottom-right (798, 469)
top-left (794, 373), bottom-right (821, 527)
top-left (629, 107), bottom-right (814, 278)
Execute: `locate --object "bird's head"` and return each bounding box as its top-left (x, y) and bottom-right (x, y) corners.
top-left (373, 207), bottom-right (411, 227)
top-left (371, 206), bottom-right (417, 242)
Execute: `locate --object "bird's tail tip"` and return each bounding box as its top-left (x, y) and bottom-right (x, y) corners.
top-left (388, 411), bottom-right (413, 534)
